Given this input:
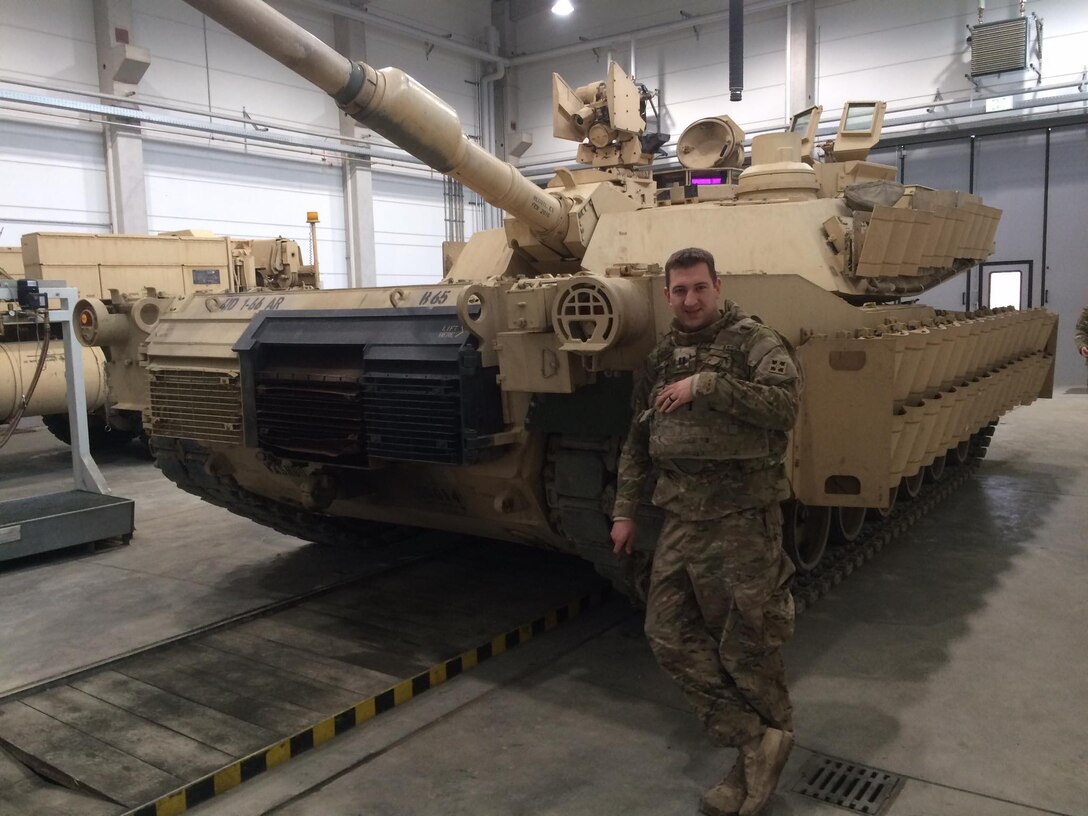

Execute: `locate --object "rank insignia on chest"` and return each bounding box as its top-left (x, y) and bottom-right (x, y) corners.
top-left (672, 347), bottom-right (695, 368)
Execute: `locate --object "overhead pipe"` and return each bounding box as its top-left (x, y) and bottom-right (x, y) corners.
top-left (729, 0), bottom-right (743, 101)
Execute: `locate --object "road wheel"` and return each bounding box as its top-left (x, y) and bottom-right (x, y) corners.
top-left (782, 500), bottom-right (831, 572)
top-left (831, 506), bottom-right (866, 544)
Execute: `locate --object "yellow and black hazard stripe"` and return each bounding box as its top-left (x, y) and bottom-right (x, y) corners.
top-left (127, 585), bottom-right (611, 816)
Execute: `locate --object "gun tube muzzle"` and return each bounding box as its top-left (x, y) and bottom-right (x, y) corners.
top-left (182, 0), bottom-right (568, 236)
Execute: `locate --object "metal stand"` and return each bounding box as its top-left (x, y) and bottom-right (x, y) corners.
top-left (0, 282), bottom-right (134, 562)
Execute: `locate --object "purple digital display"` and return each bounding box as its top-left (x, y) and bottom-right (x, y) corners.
top-left (690, 177), bottom-right (723, 185)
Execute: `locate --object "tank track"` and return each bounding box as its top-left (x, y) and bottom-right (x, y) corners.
top-left (153, 423), bottom-right (992, 606)
top-left (546, 426), bottom-right (994, 613)
top-left (789, 454), bottom-right (981, 615)
top-left (150, 436), bottom-right (402, 547)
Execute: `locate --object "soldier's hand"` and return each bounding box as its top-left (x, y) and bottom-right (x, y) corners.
top-left (611, 518), bottom-right (637, 555)
top-left (1080, 345), bottom-right (1088, 359)
top-left (654, 376), bottom-right (695, 413)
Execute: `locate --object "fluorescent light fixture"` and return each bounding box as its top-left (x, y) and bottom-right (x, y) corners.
top-left (551, 0), bottom-right (574, 15)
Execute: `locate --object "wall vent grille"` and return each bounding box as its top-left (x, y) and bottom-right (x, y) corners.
top-left (971, 18), bottom-right (1028, 77)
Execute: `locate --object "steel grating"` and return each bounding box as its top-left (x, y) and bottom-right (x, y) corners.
top-left (790, 754), bottom-right (905, 814)
top-left (149, 369), bottom-right (242, 445)
top-left (362, 375), bottom-right (463, 463)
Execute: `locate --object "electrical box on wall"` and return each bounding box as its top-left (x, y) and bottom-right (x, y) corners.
top-left (969, 18), bottom-right (1029, 77)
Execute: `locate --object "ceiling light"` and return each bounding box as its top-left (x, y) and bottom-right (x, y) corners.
top-left (551, 0), bottom-right (574, 16)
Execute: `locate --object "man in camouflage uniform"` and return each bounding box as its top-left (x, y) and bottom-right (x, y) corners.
top-left (610, 247), bottom-right (801, 816)
top-left (1076, 305), bottom-right (1088, 362)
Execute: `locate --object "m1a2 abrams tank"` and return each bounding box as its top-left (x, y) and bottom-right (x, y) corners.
top-left (79, 0), bottom-right (1057, 592)
top-left (3, 231), bottom-right (317, 449)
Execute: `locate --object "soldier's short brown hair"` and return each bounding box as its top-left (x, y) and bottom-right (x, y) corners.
top-left (664, 247), bottom-right (717, 287)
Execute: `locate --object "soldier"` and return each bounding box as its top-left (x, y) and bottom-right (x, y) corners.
top-left (1076, 305), bottom-right (1088, 361)
top-left (610, 247), bottom-right (801, 816)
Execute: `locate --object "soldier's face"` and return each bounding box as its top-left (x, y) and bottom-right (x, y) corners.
top-left (665, 263), bottom-right (721, 331)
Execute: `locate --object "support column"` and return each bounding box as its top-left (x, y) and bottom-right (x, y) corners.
top-left (93, 0), bottom-right (150, 234)
top-left (787, 0), bottom-right (816, 116)
top-left (335, 15), bottom-right (377, 288)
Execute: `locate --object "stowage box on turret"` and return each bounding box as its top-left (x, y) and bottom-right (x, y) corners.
top-left (79, 0), bottom-right (1058, 590)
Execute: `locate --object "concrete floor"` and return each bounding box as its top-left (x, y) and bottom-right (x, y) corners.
top-left (0, 420), bottom-right (443, 697)
top-left (2, 396), bottom-right (1086, 816)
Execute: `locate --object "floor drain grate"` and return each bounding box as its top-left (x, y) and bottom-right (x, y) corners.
top-left (790, 753), bottom-right (905, 814)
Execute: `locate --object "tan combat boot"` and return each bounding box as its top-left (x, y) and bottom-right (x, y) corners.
top-left (699, 755), bottom-right (746, 816)
top-left (737, 728), bottom-right (794, 816)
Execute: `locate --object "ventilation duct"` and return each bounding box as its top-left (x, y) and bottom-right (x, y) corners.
top-left (970, 18), bottom-right (1029, 77)
top-left (729, 0), bottom-right (743, 101)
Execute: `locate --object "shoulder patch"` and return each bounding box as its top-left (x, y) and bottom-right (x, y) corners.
top-left (766, 357), bottom-right (790, 376)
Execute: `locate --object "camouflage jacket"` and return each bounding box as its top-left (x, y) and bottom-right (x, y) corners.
top-left (613, 302), bottom-right (802, 521)
top-left (1076, 306), bottom-right (1088, 352)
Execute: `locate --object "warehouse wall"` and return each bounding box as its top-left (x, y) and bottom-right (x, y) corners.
top-left (143, 142), bottom-right (348, 287)
top-left (508, 0), bottom-right (1088, 166)
top-left (1045, 127), bottom-right (1088, 389)
top-left (0, 0), bottom-right (491, 287)
top-left (0, 119), bottom-right (111, 244)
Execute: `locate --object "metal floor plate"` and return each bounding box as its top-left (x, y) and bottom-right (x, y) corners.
top-left (791, 753), bottom-right (905, 814)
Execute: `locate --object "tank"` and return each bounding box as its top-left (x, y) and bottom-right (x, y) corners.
top-left (78, 0), bottom-right (1057, 589)
top-left (1, 231), bottom-right (317, 449)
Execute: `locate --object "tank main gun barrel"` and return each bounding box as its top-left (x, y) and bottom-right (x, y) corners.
top-left (183, 0), bottom-right (567, 235)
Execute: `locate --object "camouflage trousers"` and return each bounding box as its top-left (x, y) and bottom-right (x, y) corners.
top-left (644, 504), bottom-right (796, 747)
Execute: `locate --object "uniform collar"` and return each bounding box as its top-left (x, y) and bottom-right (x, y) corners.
top-left (670, 300), bottom-right (744, 345)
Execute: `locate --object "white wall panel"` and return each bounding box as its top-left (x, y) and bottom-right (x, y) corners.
top-left (814, 0), bottom-right (976, 109)
top-left (134, 0), bottom-right (340, 133)
top-left (0, 119), bottom-right (110, 245)
top-left (372, 173), bottom-right (445, 288)
top-left (353, 0), bottom-right (491, 43)
top-left (144, 141), bottom-right (348, 289)
top-left (0, 0), bottom-right (97, 91)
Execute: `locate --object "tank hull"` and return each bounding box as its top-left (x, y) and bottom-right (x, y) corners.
top-left (136, 269), bottom-right (1057, 559)
top-left (70, 0), bottom-right (1059, 586)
